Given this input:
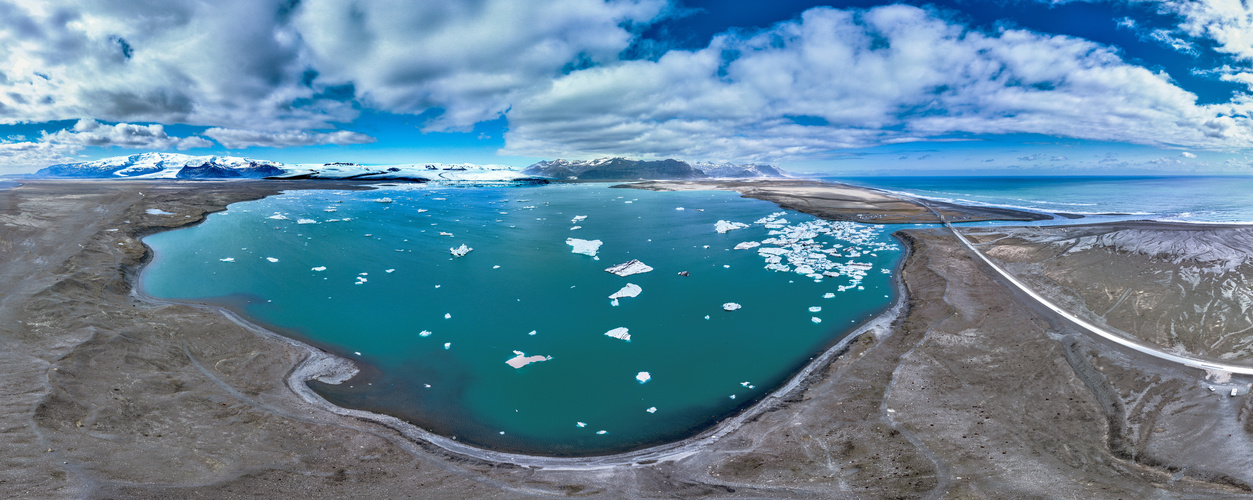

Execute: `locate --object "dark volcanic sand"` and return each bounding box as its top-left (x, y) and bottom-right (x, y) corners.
top-left (0, 179), bottom-right (1248, 499)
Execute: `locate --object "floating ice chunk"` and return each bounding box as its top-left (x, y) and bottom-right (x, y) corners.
top-left (355, 276), bottom-right (367, 285)
top-left (297, 219), bottom-right (317, 224)
top-left (444, 342), bottom-right (451, 349)
top-left (604, 327), bottom-right (631, 341)
top-left (417, 208), bottom-right (428, 213)
top-left (266, 257), bottom-right (279, 263)
top-left (145, 208), bottom-right (174, 215)
top-left (385, 269), bottom-right (394, 273)
top-left (267, 213), bottom-right (288, 220)
top-left (730, 395), bottom-right (736, 399)
top-left (577, 422), bottom-right (587, 428)
top-left (375, 197), bottom-right (393, 203)
top-left (734, 241), bottom-right (761, 250)
top-left (675, 207), bottom-right (684, 211)
top-left (611, 298), bottom-right (619, 307)
top-left (609, 283), bottom-right (642, 300)
top-left (450, 244), bottom-right (473, 257)
top-left (597, 430), bottom-right (608, 435)
top-left (722, 302), bottom-right (742, 311)
top-left (567, 238), bottom-right (603, 257)
top-left (570, 226), bottom-right (582, 230)
top-left (811, 317), bottom-right (822, 323)
top-left (506, 351), bottom-right (551, 369)
top-left (419, 330), bottom-right (432, 337)
top-left (740, 381), bottom-right (751, 387)
top-left (823, 293), bottom-right (835, 299)
top-left (528, 330), bottom-right (537, 336)
top-left (636, 372), bottom-right (651, 383)
top-left (647, 407), bottom-right (657, 413)
top-left (809, 306), bottom-right (822, 313)
top-left (572, 215), bottom-right (588, 223)
top-left (433, 197), bottom-right (446, 201)
top-left (605, 259), bottom-right (652, 277)
top-left (493, 265), bottom-right (500, 269)
top-left (882, 268), bottom-right (892, 274)
top-left (219, 257), bottom-right (235, 262)
top-left (714, 220), bottom-right (749, 233)
top-left (705, 315), bottom-right (710, 320)
top-left (439, 232), bottom-right (454, 237)
top-left (444, 313), bottom-right (451, 319)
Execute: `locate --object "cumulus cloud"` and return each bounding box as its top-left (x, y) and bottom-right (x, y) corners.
top-left (0, 140), bottom-right (77, 170)
top-left (0, 0), bottom-right (666, 134)
top-left (41, 119), bottom-right (211, 149)
top-left (203, 128), bottom-right (376, 149)
top-left (1181, 151), bottom-right (1198, 158)
top-left (503, 5), bottom-right (1253, 161)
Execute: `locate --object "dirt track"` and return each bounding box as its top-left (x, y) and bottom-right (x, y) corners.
top-left (1, 180), bottom-right (1250, 498)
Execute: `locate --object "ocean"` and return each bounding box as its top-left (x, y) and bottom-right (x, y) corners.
top-left (141, 183), bottom-right (902, 456)
top-left (831, 175), bottom-right (1253, 225)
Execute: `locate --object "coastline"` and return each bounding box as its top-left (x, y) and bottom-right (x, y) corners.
top-left (5, 178), bottom-right (1253, 498)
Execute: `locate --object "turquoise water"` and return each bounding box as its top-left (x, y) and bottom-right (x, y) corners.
top-left (142, 183), bottom-right (901, 456)
top-left (832, 175), bottom-right (1253, 224)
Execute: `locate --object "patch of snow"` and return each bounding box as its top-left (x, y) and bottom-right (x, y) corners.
top-left (145, 208), bottom-right (174, 215)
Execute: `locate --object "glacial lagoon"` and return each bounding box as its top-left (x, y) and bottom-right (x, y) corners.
top-left (141, 183), bottom-right (902, 456)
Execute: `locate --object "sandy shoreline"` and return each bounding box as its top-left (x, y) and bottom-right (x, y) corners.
top-left (4, 178), bottom-right (1253, 498)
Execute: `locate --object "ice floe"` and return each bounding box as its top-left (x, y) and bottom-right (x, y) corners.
top-left (266, 257), bottom-right (279, 263)
top-left (506, 351), bottom-right (551, 369)
top-left (734, 241), bottom-right (761, 250)
top-left (609, 283), bottom-right (642, 300)
top-left (636, 371), bottom-right (651, 383)
top-left (714, 220), bottom-right (749, 233)
top-left (297, 218), bottom-right (317, 224)
top-left (444, 313), bottom-right (452, 319)
top-left (375, 197), bottom-right (393, 203)
top-left (745, 212), bottom-right (897, 286)
top-left (571, 215), bottom-right (588, 223)
top-left (811, 317), bottom-right (822, 323)
top-left (604, 327), bottom-right (631, 341)
top-left (577, 422), bottom-right (587, 428)
top-left (444, 342), bottom-right (451, 349)
top-left (439, 231), bottom-right (454, 237)
top-left (267, 213), bottom-right (288, 220)
top-left (823, 293), bottom-right (835, 299)
top-left (647, 407), bottom-right (657, 413)
top-left (605, 259), bottom-right (652, 276)
top-left (809, 306), bottom-right (822, 312)
top-left (419, 330), bottom-right (432, 337)
top-left (723, 302), bottom-right (742, 311)
top-left (450, 244), bottom-right (473, 257)
top-left (312, 266), bottom-right (327, 271)
top-left (219, 257), bottom-right (235, 262)
top-left (567, 238), bottom-right (603, 256)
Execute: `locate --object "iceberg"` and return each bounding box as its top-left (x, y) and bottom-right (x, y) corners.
top-left (723, 302), bottom-right (742, 311)
top-left (375, 197), bottom-right (393, 203)
top-left (604, 327), bottom-right (631, 341)
top-left (636, 371), bottom-right (651, 383)
top-left (571, 215), bottom-right (588, 223)
top-left (266, 257), bottom-right (279, 263)
top-left (439, 232), bottom-right (454, 237)
top-left (450, 244), bottom-right (473, 257)
top-left (714, 220), bottom-right (749, 233)
top-left (823, 292), bottom-right (835, 299)
top-left (444, 342), bottom-right (451, 349)
top-left (809, 306), bottom-right (822, 312)
top-left (267, 214), bottom-right (288, 220)
top-left (219, 257), bottom-right (235, 262)
top-left (734, 241), bottom-right (761, 250)
top-left (419, 330), bottom-right (432, 337)
top-left (311, 266), bottom-right (326, 271)
top-left (609, 283), bottom-right (642, 300)
top-left (297, 219), bottom-right (317, 224)
top-left (647, 407), bottom-right (657, 413)
top-left (605, 259), bottom-right (653, 277)
top-left (811, 317), bottom-right (822, 323)
top-left (567, 238), bottom-right (603, 257)
top-left (444, 313), bottom-right (452, 319)
top-left (506, 350), bottom-right (551, 369)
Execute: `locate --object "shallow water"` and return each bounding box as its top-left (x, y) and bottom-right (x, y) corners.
top-left (142, 183), bottom-right (901, 456)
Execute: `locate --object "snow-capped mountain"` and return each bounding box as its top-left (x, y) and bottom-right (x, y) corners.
top-left (522, 157), bottom-right (787, 180)
top-left (35, 153), bottom-right (542, 183)
top-left (37, 153), bottom-right (283, 179)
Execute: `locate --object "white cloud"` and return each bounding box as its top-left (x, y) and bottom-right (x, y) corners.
top-left (0, 0), bottom-right (666, 133)
top-left (203, 128), bottom-right (376, 149)
top-left (0, 141), bottom-right (76, 171)
top-left (503, 5), bottom-right (1253, 161)
top-left (41, 119), bottom-right (211, 149)
top-left (1181, 151), bottom-right (1198, 158)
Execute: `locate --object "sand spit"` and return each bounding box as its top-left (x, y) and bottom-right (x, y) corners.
top-left (1, 179), bottom-right (1251, 498)
top-left (617, 178), bottom-right (1052, 224)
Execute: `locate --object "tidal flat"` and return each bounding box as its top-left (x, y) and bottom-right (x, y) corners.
top-left (2, 179), bottom-right (1252, 498)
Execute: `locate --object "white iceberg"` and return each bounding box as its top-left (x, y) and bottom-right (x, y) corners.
top-left (636, 371), bottom-right (651, 383)
top-left (577, 422), bottom-right (587, 428)
top-left (439, 231), bottom-right (454, 237)
top-left (267, 214), bottom-right (288, 220)
top-left (219, 257), bottom-right (235, 262)
top-left (809, 306), bottom-right (822, 312)
top-left (506, 350), bottom-right (551, 369)
top-left (811, 317), bottom-right (822, 323)
top-left (450, 244), bottom-right (473, 257)
top-left (647, 407), bottom-right (657, 413)
top-left (419, 330), bottom-right (432, 337)
top-left (608, 283), bottom-right (642, 300)
top-left (266, 257), bottom-right (279, 263)
top-left (734, 241), bottom-right (761, 250)
top-left (311, 266), bottom-right (326, 271)
top-left (723, 302), bottom-right (742, 311)
top-left (604, 327), bottom-right (631, 341)
top-left (605, 259), bottom-right (652, 277)
top-left (297, 219), bottom-right (317, 224)
top-left (572, 215), bottom-right (588, 223)
top-left (444, 342), bottom-right (451, 349)
top-left (567, 238), bottom-right (603, 257)
top-left (823, 292), bottom-right (835, 299)
top-left (714, 220), bottom-right (749, 233)
top-left (444, 313), bottom-right (452, 319)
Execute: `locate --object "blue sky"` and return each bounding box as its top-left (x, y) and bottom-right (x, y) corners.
top-left (2, 0), bottom-right (1253, 174)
